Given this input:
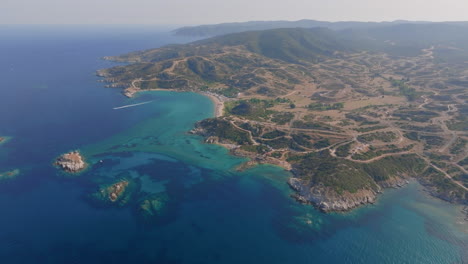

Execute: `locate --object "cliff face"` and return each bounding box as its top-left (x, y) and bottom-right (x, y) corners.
top-left (55, 151), bottom-right (86, 173)
top-left (288, 178), bottom-right (379, 212)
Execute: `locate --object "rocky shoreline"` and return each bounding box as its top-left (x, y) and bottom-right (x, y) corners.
top-left (231, 147), bottom-right (292, 171)
top-left (190, 122), bottom-right (380, 212)
top-left (55, 151), bottom-right (87, 173)
top-left (191, 123), bottom-right (384, 212)
top-left (190, 124), bottom-right (292, 171)
top-left (418, 177), bottom-right (468, 205)
top-left (97, 68), bottom-right (467, 214)
top-left (287, 176), bottom-right (414, 212)
top-left (190, 121), bottom-right (444, 213)
top-left (288, 177), bottom-right (379, 212)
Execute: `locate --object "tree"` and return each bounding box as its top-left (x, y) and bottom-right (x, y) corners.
top-left (290, 103), bottom-right (296, 109)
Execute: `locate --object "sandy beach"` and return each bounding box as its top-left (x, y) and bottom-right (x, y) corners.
top-left (201, 91), bottom-right (225, 117)
top-left (123, 87), bottom-right (225, 118)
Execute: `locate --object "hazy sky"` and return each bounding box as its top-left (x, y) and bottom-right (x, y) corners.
top-left (2, 0), bottom-right (468, 25)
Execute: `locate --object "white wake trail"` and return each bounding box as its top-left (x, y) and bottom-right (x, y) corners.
top-left (113, 100), bottom-right (154, 110)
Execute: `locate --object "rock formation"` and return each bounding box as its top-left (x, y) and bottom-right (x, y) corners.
top-left (55, 151), bottom-right (86, 173)
top-left (288, 178), bottom-right (379, 212)
top-left (108, 181), bottom-right (129, 202)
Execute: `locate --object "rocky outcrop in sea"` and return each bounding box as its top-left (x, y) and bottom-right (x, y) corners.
top-left (55, 151), bottom-right (87, 173)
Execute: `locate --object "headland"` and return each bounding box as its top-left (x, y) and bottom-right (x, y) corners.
top-left (96, 26), bottom-right (468, 212)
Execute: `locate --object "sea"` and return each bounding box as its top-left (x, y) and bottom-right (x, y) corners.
top-left (0, 25), bottom-right (466, 264)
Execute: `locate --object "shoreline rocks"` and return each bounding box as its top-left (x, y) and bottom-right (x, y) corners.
top-left (288, 178), bottom-right (379, 212)
top-left (287, 176), bottom-right (416, 213)
top-left (55, 151), bottom-right (87, 173)
top-left (231, 147), bottom-right (292, 171)
top-left (191, 118), bottom-right (465, 214)
top-left (418, 177), bottom-right (468, 205)
top-left (190, 125), bottom-right (292, 171)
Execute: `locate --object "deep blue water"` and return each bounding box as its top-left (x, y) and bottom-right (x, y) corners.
top-left (0, 25), bottom-right (467, 264)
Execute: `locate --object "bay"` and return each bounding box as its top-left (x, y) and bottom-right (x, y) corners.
top-left (0, 25), bottom-right (466, 264)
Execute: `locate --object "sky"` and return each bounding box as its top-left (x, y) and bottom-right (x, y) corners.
top-left (2, 0), bottom-right (468, 25)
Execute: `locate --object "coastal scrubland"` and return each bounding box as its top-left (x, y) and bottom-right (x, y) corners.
top-left (97, 24), bottom-right (468, 212)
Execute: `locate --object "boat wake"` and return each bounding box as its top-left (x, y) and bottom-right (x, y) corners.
top-left (113, 100), bottom-right (154, 110)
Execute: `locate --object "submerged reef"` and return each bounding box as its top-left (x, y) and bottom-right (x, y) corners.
top-left (0, 136), bottom-right (11, 146)
top-left (138, 193), bottom-right (170, 222)
top-left (0, 169), bottom-right (20, 181)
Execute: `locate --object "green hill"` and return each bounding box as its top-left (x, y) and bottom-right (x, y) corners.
top-left (111, 28), bottom-right (351, 65)
top-left (196, 28), bottom-right (350, 64)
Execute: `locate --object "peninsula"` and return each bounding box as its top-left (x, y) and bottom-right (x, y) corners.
top-left (98, 24), bottom-right (468, 212)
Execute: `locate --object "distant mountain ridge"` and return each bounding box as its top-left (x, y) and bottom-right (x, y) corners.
top-left (116, 24), bottom-right (468, 65)
top-left (110, 28), bottom-right (352, 65)
top-left (173, 19), bottom-right (468, 37)
top-left (195, 27), bottom-right (351, 64)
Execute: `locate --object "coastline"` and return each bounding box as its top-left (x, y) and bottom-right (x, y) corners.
top-left (190, 118), bottom-right (468, 214)
top-left (100, 80), bottom-right (389, 214)
top-left (105, 83), bottom-right (468, 215)
top-left (4, 29), bottom-right (467, 264)
top-left (98, 67), bottom-right (226, 118)
top-left (123, 87), bottom-right (225, 118)
top-left (200, 91), bottom-right (225, 118)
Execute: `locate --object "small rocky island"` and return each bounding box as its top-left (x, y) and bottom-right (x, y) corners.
top-left (0, 169), bottom-right (20, 181)
top-left (107, 181), bottom-right (129, 202)
top-left (0, 136), bottom-right (10, 145)
top-left (55, 151), bottom-right (87, 173)
top-left (90, 177), bottom-right (138, 206)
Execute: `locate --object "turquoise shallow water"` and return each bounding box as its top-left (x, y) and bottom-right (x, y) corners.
top-left (0, 26), bottom-right (466, 263)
